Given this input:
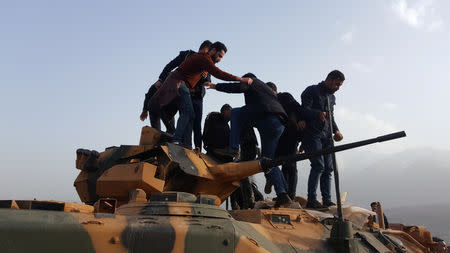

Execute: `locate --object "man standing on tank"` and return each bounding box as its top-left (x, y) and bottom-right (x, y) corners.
top-left (266, 82), bottom-right (306, 200)
top-left (205, 73), bottom-right (291, 207)
top-left (140, 40), bottom-right (212, 143)
top-left (150, 41), bottom-right (252, 148)
top-left (301, 70), bottom-right (345, 209)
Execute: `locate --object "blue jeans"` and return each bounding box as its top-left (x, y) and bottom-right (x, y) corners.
top-left (191, 98), bottom-right (203, 149)
top-left (173, 83), bottom-right (194, 148)
top-left (229, 107), bottom-right (243, 149)
top-left (252, 115), bottom-right (288, 195)
top-left (303, 136), bottom-right (333, 202)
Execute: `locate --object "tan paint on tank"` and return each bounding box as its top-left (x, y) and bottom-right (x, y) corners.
top-left (96, 162), bottom-right (164, 199)
top-left (234, 235), bottom-right (271, 253)
top-left (193, 180), bottom-right (240, 203)
top-left (198, 152), bottom-right (218, 167)
top-left (185, 149), bottom-right (214, 179)
top-left (73, 212), bottom-right (129, 253)
top-left (209, 160), bottom-right (261, 182)
top-left (169, 206), bottom-right (189, 253)
top-left (385, 230), bottom-right (430, 253)
top-left (246, 210), bottom-right (326, 251)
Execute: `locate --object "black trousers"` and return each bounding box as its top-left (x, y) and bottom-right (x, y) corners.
top-left (275, 127), bottom-right (300, 199)
top-left (148, 100), bottom-right (176, 135)
top-left (192, 98), bottom-right (203, 149)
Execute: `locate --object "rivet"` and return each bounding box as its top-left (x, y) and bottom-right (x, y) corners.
top-left (222, 239), bottom-right (229, 246)
top-left (110, 236), bottom-right (120, 244)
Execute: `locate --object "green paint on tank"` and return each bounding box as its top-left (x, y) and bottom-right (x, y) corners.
top-left (232, 220), bottom-right (335, 253)
top-left (184, 216), bottom-right (235, 253)
top-left (0, 209), bottom-right (96, 253)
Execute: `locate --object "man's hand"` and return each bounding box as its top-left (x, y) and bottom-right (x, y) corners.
top-left (154, 80), bottom-right (163, 88)
top-left (334, 130), bottom-right (343, 142)
top-left (319, 112), bottom-right (327, 122)
top-left (204, 81), bottom-right (216, 89)
top-left (240, 77), bottom-right (253, 85)
top-left (140, 111), bottom-right (148, 121)
top-left (297, 120), bottom-right (306, 131)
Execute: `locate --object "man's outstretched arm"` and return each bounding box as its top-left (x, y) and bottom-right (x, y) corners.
top-left (205, 82), bottom-right (249, 93)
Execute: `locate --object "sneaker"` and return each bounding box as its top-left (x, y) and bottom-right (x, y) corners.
top-left (264, 181), bottom-right (272, 194)
top-left (214, 146), bottom-right (239, 157)
top-left (306, 199), bottom-right (326, 209)
top-left (274, 193), bottom-right (292, 208)
top-left (169, 141), bottom-right (192, 149)
top-left (323, 201), bottom-right (336, 207)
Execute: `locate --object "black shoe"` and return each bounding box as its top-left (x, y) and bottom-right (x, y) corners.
top-left (274, 193), bottom-right (292, 208)
top-left (169, 140), bottom-right (192, 149)
top-left (264, 181), bottom-right (272, 194)
top-left (214, 146), bottom-right (239, 157)
top-left (323, 201), bottom-right (336, 207)
top-left (306, 199), bottom-right (326, 209)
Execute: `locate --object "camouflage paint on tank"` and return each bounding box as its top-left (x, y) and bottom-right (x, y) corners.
top-left (115, 200), bottom-right (336, 253)
top-left (84, 145), bottom-right (155, 204)
top-left (76, 212), bottom-right (129, 253)
top-left (0, 208), bottom-right (96, 253)
top-left (0, 198), bottom-right (440, 253)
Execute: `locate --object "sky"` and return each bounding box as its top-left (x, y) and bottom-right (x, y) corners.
top-left (0, 0), bottom-right (449, 205)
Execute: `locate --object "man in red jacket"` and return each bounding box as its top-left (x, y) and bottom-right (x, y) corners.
top-left (150, 41), bottom-right (252, 147)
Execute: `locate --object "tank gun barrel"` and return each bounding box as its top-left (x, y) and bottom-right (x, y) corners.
top-left (261, 131), bottom-right (406, 170)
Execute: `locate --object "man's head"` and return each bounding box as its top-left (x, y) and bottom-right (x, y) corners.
top-left (198, 40), bottom-right (212, 54)
top-left (266, 82), bottom-right (277, 94)
top-left (220, 103), bottom-right (232, 122)
top-left (324, 70), bottom-right (345, 94)
top-left (370, 202), bottom-right (378, 212)
top-left (208, 41), bottom-right (227, 64)
top-left (242, 73), bottom-right (256, 78)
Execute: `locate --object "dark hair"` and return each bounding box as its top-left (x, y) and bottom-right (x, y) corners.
top-left (242, 73), bottom-right (256, 78)
top-left (370, 202), bottom-right (377, 207)
top-left (266, 82), bottom-right (277, 92)
top-left (326, 70), bottom-right (345, 81)
top-left (433, 237), bottom-right (444, 242)
top-left (199, 40), bottom-right (212, 50)
top-left (210, 41), bottom-right (227, 53)
top-left (220, 104), bottom-right (232, 114)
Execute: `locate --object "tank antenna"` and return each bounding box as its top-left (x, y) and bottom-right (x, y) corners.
top-left (327, 96), bottom-right (344, 221)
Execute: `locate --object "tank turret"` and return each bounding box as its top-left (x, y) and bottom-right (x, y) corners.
top-left (74, 126), bottom-right (406, 207)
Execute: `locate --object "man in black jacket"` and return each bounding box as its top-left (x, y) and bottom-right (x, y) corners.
top-left (266, 82), bottom-right (306, 200)
top-left (301, 70), bottom-right (345, 209)
top-left (140, 40), bottom-right (212, 142)
top-left (370, 202), bottom-right (390, 228)
top-left (205, 73), bottom-right (291, 207)
top-left (202, 104), bottom-right (232, 157)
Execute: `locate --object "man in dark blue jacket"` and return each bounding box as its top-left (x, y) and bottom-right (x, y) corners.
top-left (140, 40), bottom-right (211, 145)
top-left (206, 73), bottom-right (292, 207)
top-left (301, 70), bottom-right (345, 209)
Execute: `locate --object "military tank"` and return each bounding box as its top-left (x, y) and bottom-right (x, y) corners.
top-left (0, 126), bottom-right (447, 252)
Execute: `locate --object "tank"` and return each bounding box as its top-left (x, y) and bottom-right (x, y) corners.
top-left (0, 126), bottom-right (447, 253)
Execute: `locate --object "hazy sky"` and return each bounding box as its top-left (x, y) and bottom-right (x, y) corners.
top-left (1, 0), bottom-right (449, 204)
